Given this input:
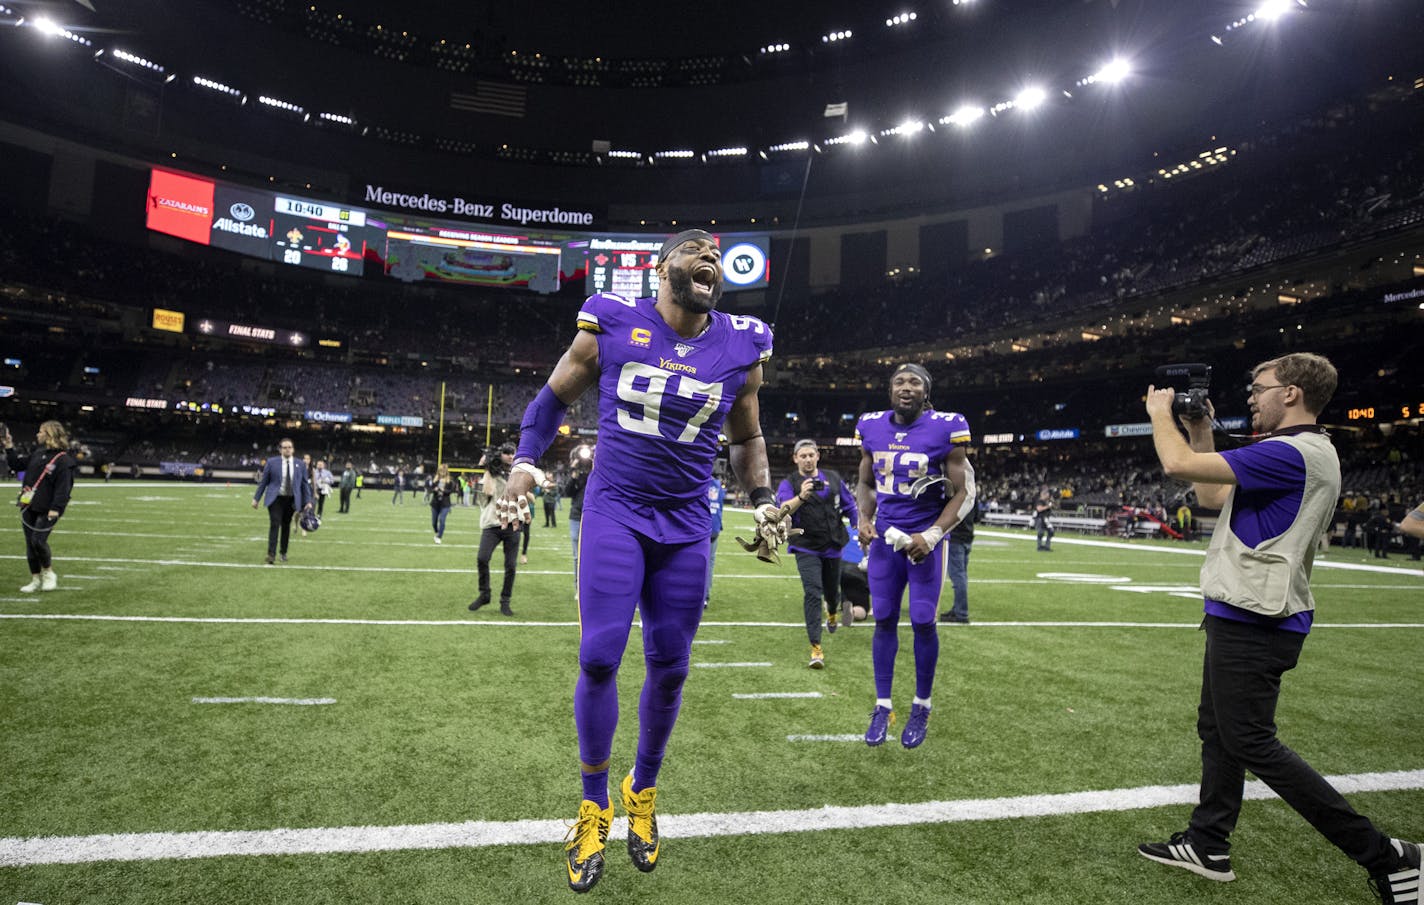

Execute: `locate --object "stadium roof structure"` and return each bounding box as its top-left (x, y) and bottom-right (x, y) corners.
top-left (0, 0), bottom-right (1422, 218)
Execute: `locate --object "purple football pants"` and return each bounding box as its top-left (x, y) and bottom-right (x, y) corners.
top-left (867, 534), bottom-right (945, 701)
top-left (573, 508), bottom-right (709, 788)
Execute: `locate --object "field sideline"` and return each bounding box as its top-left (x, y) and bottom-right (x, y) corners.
top-left (1, 481), bottom-right (1420, 904)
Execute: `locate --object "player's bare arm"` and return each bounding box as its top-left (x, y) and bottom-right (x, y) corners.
top-left (501, 331), bottom-right (601, 522)
top-left (725, 363), bottom-right (770, 493)
top-left (856, 449), bottom-right (878, 546)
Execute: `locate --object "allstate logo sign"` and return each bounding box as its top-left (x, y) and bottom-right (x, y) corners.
top-left (230, 202), bottom-right (255, 221)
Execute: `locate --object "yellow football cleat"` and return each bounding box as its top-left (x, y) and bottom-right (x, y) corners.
top-left (620, 773), bottom-right (661, 873)
top-left (564, 799), bottom-right (613, 893)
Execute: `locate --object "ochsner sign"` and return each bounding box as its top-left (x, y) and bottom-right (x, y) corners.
top-left (362, 184), bottom-right (600, 227)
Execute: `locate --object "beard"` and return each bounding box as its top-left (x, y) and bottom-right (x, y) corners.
top-left (667, 267), bottom-right (723, 314)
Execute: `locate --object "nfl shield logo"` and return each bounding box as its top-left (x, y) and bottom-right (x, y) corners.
top-left (674, 342), bottom-right (695, 358)
top-left (895, 432), bottom-right (908, 441)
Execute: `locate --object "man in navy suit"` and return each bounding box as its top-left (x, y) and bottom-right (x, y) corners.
top-left (252, 438), bottom-right (312, 564)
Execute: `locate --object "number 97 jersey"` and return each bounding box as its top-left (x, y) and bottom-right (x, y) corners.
top-left (577, 292), bottom-right (772, 541)
top-left (856, 409), bottom-right (971, 532)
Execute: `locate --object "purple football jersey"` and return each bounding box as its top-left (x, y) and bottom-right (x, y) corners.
top-left (856, 408), bottom-right (971, 531)
top-left (577, 293), bottom-right (772, 542)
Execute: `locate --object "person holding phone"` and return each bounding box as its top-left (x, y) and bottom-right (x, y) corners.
top-left (4, 421), bottom-right (78, 592)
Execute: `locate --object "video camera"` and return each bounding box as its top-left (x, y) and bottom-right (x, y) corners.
top-left (480, 443), bottom-right (516, 477)
top-left (1155, 363), bottom-right (1212, 420)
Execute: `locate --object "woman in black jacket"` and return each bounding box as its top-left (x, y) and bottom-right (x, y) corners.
top-left (3, 420), bottom-right (78, 592)
top-left (428, 463), bottom-right (457, 544)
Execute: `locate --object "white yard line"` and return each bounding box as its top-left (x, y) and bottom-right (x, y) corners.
top-left (693, 662), bottom-right (775, 668)
top-left (3, 613), bottom-right (1423, 630)
top-left (191, 697), bottom-right (336, 706)
top-left (733, 692), bottom-right (824, 699)
top-left (787, 734), bottom-right (864, 742)
top-left (1, 768), bottom-right (1419, 867)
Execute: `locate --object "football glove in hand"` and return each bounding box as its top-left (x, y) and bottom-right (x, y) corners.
top-left (735, 502), bottom-right (804, 564)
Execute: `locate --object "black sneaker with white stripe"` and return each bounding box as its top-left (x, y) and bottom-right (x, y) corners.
top-left (1371, 839), bottom-right (1422, 905)
top-left (1137, 831), bottom-right (1236, 882)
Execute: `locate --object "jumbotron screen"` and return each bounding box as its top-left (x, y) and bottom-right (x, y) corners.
top-left (146, 169), bottom-right (374, 275)
top-left (582, 233), bottom-right (771, 297)
top-left (378, 220), bottom-right (562, 293)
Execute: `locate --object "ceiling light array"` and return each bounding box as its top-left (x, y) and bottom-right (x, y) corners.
top-left (193, 76), bottom-right (243, 100)
top-left (760, 43), bottom-right (791, 54)
top-left (112, 48), bottom-right (164, 72)
top-left (28, 17), bottom-right (92, 46)
top-left (1156, 147), bottom-right (1235, 180)
top-left (1212, 0), bottom-right (1307, 44)
top-left (822, 30), bottom-right (853, 43)
top-left (886, 12), bottom-right (918, 27)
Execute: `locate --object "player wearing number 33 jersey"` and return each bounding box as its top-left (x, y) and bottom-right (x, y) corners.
top-left (500, 229), bottom-right (779, 893)
top-left (577, 291), bottom-right (772, 542)
top-left (854, 363), bottom-right (975, 750)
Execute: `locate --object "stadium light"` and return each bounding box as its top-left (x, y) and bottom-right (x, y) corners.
top-left (1015, 85), bottom-right (1047, 110)
top-left (28, 16), bottom-right (92, 46)
top-left (768, 140), bottom-right (810, 152)
top-left (707, 146), bottom-right (748, 157)
top-left (1255, 0), bottom-right (1292, 22)
top-left (193, 75), bottom-right (242, 99)
top-left (258, 94), bottom-right (304, 114)
top-left (1091, 58), bottom-right (1132, 85)
top-left (112, 48), bottom-right (165, 72)
top-left (885, 12), bottom-right (917, 27)
top-left (943, 105), bottom-right (985, 127)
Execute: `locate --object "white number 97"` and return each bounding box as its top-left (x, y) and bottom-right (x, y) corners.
top-left (616, 362), bottom-right (723, 443)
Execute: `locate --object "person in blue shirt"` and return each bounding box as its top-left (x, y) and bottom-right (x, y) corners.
top-left (1137, 353), bottom-right (1420, 903)
top-left (703, 471), bottom-right (726, 608)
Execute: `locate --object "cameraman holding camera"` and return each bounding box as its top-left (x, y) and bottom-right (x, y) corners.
top-left (1137, 353), bottom-right (1420, 902)
top-left (469, 443), bottom-right (523, 616)
top-left (776, 439), bottom-right (858, 669)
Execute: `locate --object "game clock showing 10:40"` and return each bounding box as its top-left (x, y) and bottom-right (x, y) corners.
top-left (1345, 403), bottom-right (1424, 421)
top-left (272, 196), bottom-right (372, 275)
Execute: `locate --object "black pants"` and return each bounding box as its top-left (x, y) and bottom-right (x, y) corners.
top-left (478, 525), bottom-right (520, 602)
top-left (1188, 615), bottom-right (1395, 872)
top-left (267, 495), bottom-right (295, 556)
top-left (522, 521), bottom-right (532, 555)
top-left (1035, 517), bottom-right (1055, 548)
top-left (316, 492), bottom-right (327, 517)
top-left (339, 488), bottom-right (352, 513)
top-left (794, 551), bottom-right (842, 644)
top-left (21, 509), bottom-right (55, 572)
top-left (544, 501), bottom-right (557, 527)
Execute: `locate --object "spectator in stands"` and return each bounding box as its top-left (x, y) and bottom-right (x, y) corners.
top-left (4, 420), bottom-right (77, 593)
top-left (1138, 352), bottom-right (1421, 899)
top-left (427, 463), bottom-right (458, 544)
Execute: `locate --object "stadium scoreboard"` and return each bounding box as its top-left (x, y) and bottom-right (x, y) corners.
top-left (147, 167), bottom-right (772, 297)
top-left (272, 196), bottom-right (373, 275)
top-left (582, 233), bottom-right (771, 297)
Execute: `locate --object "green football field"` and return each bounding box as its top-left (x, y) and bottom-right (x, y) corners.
top-left (1, 481), bottom-right (1421, 904)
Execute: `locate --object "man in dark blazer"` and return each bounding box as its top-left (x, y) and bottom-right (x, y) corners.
top-left (252, 438), bottom-right (312, 564)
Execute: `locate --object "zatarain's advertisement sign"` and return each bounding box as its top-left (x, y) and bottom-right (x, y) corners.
top-left (361, 183), bottom-right (604, 228)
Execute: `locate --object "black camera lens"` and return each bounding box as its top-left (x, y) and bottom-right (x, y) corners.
top-left (811, 478), bottom-right (826, 491)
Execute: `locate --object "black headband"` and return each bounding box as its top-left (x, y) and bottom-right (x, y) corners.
top-left (892, 363), bottom-right (933, 399)
top-left (658, 228), bottom-right (716, 263)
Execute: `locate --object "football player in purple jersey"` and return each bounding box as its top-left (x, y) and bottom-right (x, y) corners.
top-left (854, 363), bottom-right (976, 749)
top-left (499, 228), bottom-right (789, 893)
